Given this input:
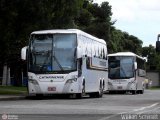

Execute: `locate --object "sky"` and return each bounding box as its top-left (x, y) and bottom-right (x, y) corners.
top-left (94, 0), bottom-right (160, 47)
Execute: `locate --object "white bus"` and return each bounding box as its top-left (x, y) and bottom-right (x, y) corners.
top-left (21, 29), bottom-right (108, 98)
top-left (108, 52), bottom-right (146, 94)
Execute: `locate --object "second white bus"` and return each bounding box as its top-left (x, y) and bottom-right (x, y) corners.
top-left (108, 52), bottom-right (146, 94)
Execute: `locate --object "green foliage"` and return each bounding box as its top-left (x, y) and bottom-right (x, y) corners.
top-left (76, 1), bottom-right (112, 48)
top-left (0, 0), bottom-right (84, 65)
top-left (0, 0), bottom-right (84, 85)
top-left (51, 0), bottom-right (84, 28)
top-left (1, 0), bottom-right (158, 84)
top-left (109, 27), bottom-right (124, 53)
top-left (110, 27), bottom-right (143, 54)
top-left (76, 9), bottom-right (92, 27)
top-left (0, 86), bottom-right (27, 95)
top-left (142, 45), bottom-right (160, 71)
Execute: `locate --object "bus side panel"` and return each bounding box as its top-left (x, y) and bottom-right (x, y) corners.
top-left (81, 57), bottom-right (108, 93)
top-left (136, 72), bottom-right (145, 90)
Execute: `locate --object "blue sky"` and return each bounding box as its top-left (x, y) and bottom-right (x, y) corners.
top-left (94, 0), bottom-right (160, 47)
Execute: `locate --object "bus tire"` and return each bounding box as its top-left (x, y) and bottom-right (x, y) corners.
top-left (76, 81), bottom-right (85, 99)
top-left (75, 93), bottom-right (82, 99)
top-left (131, 90), bottom-right (137, 95)
top-left (89, 93), bottom-right (95, 98)
top-left (139, 89), bottom-right (144, 94)
top-left (36, 94), bottom-right (43, 99)
top-left (95, 82), bottom-right (103, 98)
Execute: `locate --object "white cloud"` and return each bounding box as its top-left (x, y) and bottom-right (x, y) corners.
top-left (95, 0), bottom-right (160, 22)
top-left (94, 0), bottom-right (160, 46)
top-left (107, 0), bottom-right (160, 21)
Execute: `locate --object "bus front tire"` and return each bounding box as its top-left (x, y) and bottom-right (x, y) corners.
top-left (76, 83), bottom-right (85, 99)
top-left (75, 93), bottom-right (82, 99)
top-left (139, 89), bottom-right (144, 94)
top-left (35, 94), bottom-right (43, 99)
top-left (131, 90), bottom-right (137, 95)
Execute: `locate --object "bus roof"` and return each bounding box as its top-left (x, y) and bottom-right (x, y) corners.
top-left (31, 29), bottom-right (106, 44)
top-left (108, 52), bottom-right (145, 60)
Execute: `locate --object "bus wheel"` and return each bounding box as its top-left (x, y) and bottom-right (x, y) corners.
top-left (76, 83), bottom-right (85, 99)
top-left (35, 94), bottom-right (43, 99)
top-left (131, 90), bottom-right (137, 95)
top-left (75, 93), bottom-right (82, 99)
top-left (96, 82), bottom-right (103, 98)
top-left (89, 93), bottom-right (95, 98)
top-left (139, 89), bottom-right (144, 94)
top-left (90, 83), bottom-right (103, 98)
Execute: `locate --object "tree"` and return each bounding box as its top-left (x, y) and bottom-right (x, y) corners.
top-left (124, 35), bottom-right (143, 55)
top-left (0, 0), bottom-right (84, 86)
top-left (142, 45), bottom-right (158, 70)
top-left (109, 27), bottom-right (124, 53)
top-left (51, 0), bottom-right (84, 28)
top-left (0, 0), bottom-right (151, 86)
top-left (110, 27), bottom-right (143, 54)
top-left (76, 1), bottom-right (112, 47)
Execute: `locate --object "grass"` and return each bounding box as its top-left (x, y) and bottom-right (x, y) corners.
top-left (0, 86), bottom-right (27, 95)
top-left (149, 86), bottom-right (160, 90)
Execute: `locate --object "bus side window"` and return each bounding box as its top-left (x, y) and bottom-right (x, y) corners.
top-left (86, 57), bottom-right (90, 69)
top-left (78, 58), bottom-right (82, 77)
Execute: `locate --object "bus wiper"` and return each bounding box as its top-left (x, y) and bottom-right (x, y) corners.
top-left (53, 54), bottom-right (64, 71)
top-left (33, 50), bottom-right (48, 55)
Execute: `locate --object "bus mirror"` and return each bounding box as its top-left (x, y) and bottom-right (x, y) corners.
top-left (134, 62), bottom-right (137, 70)
top-left (21, 46), bottom-right (28, 60)
top-left (77, 47), bottom-right (81, 58)
top-left (138, 69), bottom-right (146, 77)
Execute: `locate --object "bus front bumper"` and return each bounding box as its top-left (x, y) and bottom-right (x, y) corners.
top-left (28, 81), bottom-right (80, 95)
top-left (108, 82), bottom-right (136, 91)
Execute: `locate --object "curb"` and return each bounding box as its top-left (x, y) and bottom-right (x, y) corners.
top-left (0, 95), bottom-right (27, 101)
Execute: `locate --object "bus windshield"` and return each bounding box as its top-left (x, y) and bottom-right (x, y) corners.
top-left (29, 34), bottom-right (77, 73)
top-left (108, 56), bottom-right (134, 79)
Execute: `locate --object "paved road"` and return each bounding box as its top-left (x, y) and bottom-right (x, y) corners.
top-left (0, 90), bottom-right (160, 120)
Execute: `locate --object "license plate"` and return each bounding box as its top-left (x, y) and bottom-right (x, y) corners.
top-left (117, 86), bottom-right (122, 89)
top-left (48, 87), bottom-right (56, 91)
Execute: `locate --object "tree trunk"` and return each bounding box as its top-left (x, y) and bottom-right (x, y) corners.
top-left (7, 67), bottom-right (11, 85)
top-left (2, 64), bottom-right (11, 86)
top-left (2, 64), bottom-right (7, 86)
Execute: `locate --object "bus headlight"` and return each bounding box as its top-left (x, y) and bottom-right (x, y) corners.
top-left (28, 79), bottom-right (39, 85)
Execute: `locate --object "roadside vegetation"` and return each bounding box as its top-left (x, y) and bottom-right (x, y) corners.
top-left (0, 86), bottom-right (27, 95)
top-left (149, 86), bottom-right (160, 90)
top-left (0, 0), bottom-right (160, 86)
